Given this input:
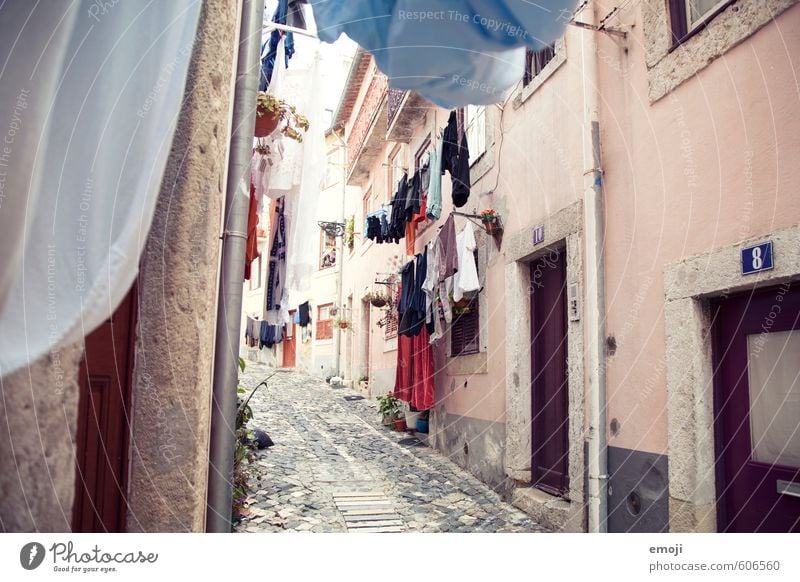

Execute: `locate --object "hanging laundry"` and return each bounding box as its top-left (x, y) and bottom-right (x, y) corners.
top-left (265, 197), bottom-right (288, 316)
top-left (244, 183), bottom-right (261, 280)
top-left (388, 174), bottom-right (409, 243)
top-left (308, 0), bottom-right (570, 107)
top-left (437, 214), bottom-right (460, 324)
top-left (411, 325), bottom-right (435, 411)
top-left (298, 301), bottom-right (311, 327)
top-left (441, 111), bottom-right (471, 208)
top-left (260, 0), bottom-right (297, 92)
top-left (426, 138), bottom-right (443, 220)
top-left (423, 239), bottom-right (444, 343)
top-left (453, 222), bottom-right (481, 302)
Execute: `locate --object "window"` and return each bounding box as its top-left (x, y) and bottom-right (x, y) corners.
top-left (316, 303), bottom-right (333, 340)
top-left (249, 255), bottom-right (262, 290)
top-left (464, 105), bottom-right (486, 165)
top-left (523, 43), bottom-right (556, 87)
top-left (388, 144), bottom-right (404, 203)
top-left (668, 0), bottom-right (732, 44)
top-left (384, 286), bottom-right (399, 340)
top-left (319, 230), bottom-right (337, 269)
top-left (450, 250), bottom-right (481, 357)
top-left (362, 187), bottom-right (373, 228)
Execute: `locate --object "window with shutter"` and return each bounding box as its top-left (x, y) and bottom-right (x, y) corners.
top-left (384, 285), bottom-right (399, 340)
top-left (316, 303), bottom-right (334, 340)
top-left (450, 250), bottom-right (481, 357)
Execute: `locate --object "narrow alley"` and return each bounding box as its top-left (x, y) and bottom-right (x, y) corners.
top-left (234, 363), bottom-right (546, 533)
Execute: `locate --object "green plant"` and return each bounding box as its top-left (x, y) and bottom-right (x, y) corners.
top-left (364, 290), bottom-right (391, 308)
top-left (256, 92), bottom-right (310, 142)
top-left (479, 207), bottom-right (499, 223)
top-left (334, 317), bottom-right (353, 331)
top-left (376, 392), bottom-right (401, 422)
top-left (345, 216), bottom-right (355, 250)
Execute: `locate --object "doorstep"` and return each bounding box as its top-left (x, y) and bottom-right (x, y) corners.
top-left (511, 486), bottom-right (583, 532)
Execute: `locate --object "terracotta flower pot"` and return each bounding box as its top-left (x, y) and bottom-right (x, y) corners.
top-left (392, 417), bottom-right (407, 432)
top-left (484, 220), bottom-right (501, 235)
top-left (254, 107), bottom-right (280, 137)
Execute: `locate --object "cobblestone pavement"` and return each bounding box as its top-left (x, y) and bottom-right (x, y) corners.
top-left (234, 363), bottom-right (548, 533)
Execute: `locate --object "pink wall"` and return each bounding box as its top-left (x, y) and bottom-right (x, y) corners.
top-left (599, 3), bottom-right (800, 454)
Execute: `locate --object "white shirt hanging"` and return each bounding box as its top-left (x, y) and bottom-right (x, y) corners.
top-left (452, 222), bottom-right (480, 303)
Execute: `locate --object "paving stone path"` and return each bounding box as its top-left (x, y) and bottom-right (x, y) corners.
top-left (235, 363), bottom-right (548, 533)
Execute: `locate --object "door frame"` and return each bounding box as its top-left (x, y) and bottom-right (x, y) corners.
top-left (529, 247), bottom-right (569, 497)
top-left (663, 223), bottom-right (800, 531)
top-left (72, 283), bottom-right (138, 532)
top-left (503, 201), bottom-right (586, 531)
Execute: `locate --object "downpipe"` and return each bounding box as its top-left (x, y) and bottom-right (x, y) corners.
top-left (580, 1), bottom-right (609, 533)
top-left (206, 0), bottom-right (262, 532)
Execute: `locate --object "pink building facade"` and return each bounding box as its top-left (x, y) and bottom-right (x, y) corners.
top-left (329, 0), bottom-right (800, 533)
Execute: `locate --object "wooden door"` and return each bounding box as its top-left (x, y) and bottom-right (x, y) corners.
top-left (713, 283), bottom-right (800, 532)
top-left (72, 286), bottom-right (137, 532)
top-left (530, 250), bottom-right (569, 497)
top-left (282, 311), bottom-right (296, 368)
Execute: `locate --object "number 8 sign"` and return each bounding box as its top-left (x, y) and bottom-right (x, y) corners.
top-left (741, 241), bottom-right (774, 275)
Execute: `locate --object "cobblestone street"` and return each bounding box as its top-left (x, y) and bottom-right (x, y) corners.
top-left (234, 363), bottom-right (547, 533)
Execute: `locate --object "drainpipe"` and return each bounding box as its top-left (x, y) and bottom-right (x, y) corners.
top-left (206, 0), bottom-right (262, 533)
top-left (580, 1), bottom-right (609, 533)
top-left (331, 128), bottom-right (347, 378)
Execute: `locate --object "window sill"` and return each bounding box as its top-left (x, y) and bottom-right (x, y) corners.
top-left (512, 37), bottom-right (566, 110)
top-left (668, 0), bottom-right (737, 53)
top-left (445, 351), bottom-right (487, 376)
top-left (644, 0), bottom-right (795, 102)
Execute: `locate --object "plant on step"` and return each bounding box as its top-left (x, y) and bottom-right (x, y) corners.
top-left (376, 392), bottom-right (401, 424)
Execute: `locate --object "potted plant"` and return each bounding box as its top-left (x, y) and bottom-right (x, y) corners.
top-left (404, 403), bottom-right (421, 433)
top-left (255, 91), bottom-right (310, 140)
top-left (334, 317), bottom-right (352, 330)
top-left (479, 208), bottom-right (503, 235)
top-left (345, 216), bottom-right (355, 251)
top-left (392, 416), bottom-right (407, 432)
top-left (376, 392), bottom-right (401, 426)
top-left (365, 290), bottom-right (390, 308)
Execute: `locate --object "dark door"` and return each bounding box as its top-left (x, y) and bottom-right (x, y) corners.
top-left (713, 283), bottom-right (800, 532)
top-left (530, 249), bottom-right (569, 497)
top-left (283, 311), bottom-right (296, 368)
top-left (72, 286), bottom-right (137, 532)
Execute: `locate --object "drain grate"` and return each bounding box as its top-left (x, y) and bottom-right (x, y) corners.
top-left (332, 491), bottom-right (405, 532)
top-left (343, 395), bottom-right (365, 401)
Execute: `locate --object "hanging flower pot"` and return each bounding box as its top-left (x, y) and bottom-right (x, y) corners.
top-left (485, 220), bottom-right (502, 236)
top-left (254, 108), bottom-right (280, 137)
top-left (255, 91), bottom-right (310, 140)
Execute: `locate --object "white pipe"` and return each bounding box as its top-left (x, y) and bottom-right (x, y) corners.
top-left (580, 1), bottom-right (609, 533)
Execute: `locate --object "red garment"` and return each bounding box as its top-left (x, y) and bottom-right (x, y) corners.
top-left (411, 325), bottom-right (435, 411)
top-left (394, 333), bottom-right (413, 402)
top-left (412, 194), bottom-right (428, 223)
top-left (244, 184), bottom-right (260, 280)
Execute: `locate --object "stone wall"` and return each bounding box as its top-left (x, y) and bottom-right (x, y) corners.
top-left (125, 0), bottom-right (238, 532)
top-left (0, 344), bottom-right (83, 531)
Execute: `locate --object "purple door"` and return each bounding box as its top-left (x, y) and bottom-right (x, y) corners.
top-left (713, 283), bottom-right (800, 532)
top-left (530, 249), bottom-right (569, 497)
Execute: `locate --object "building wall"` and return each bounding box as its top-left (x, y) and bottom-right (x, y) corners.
top-left (126, 0), bottom-right (238, 532)
top-left (0, 343), bottom-right (84, 531)
top-left (597, 0), bottom-right (800, 531)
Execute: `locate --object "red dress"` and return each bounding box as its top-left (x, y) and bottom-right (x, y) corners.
top-left (411, 325), bottom-right (435, 411)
